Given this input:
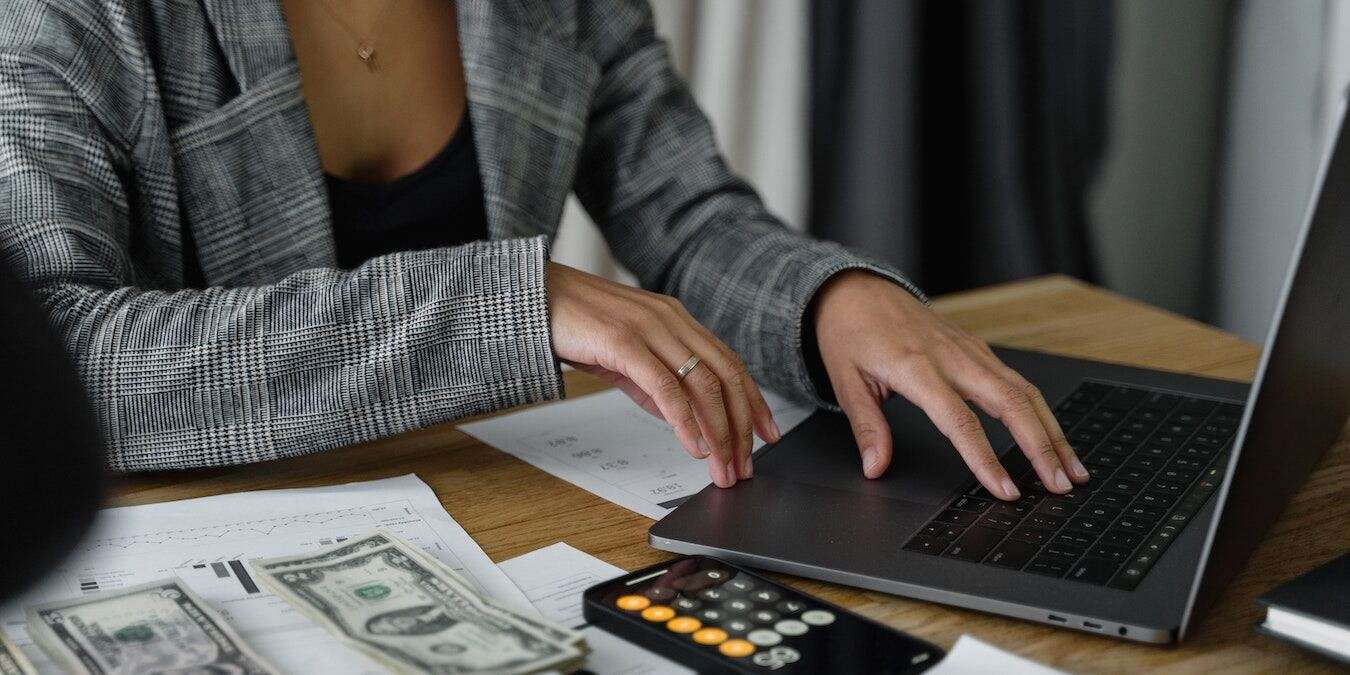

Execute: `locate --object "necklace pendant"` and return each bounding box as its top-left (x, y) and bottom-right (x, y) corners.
top-left (356, 42), bottom-right (375, 66)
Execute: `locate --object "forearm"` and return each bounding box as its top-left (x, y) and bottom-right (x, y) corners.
top-left (36, 238), bottom-right (562, 471)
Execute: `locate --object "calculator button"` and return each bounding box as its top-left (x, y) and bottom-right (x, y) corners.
top-left (697, 609), bottom-right (726, 623)
top-left (616, 595), bottom-right (650, 611)
top-left (723, 599), bottom-right (753, 613)
top-left (673, 598), bottom-right (701, 611)
top-left (693, 627), bottom-right (728, 645)
top-left (641, 605), bottom-right (675, 622)
top-left (776, 600), bottom-right (805, 614)
top-left (753, 652), bottom-right (782, 668)
top-left (703, 570), bottom-right (727, 581)
top-left (645, 586), bottom-right (676, 601)
top-left (774, 619), bottom-right (808, 636)
top-left (770, 646), bottom-right (801, 664)
top-left (698, 588), bottom-right (728, 601)
top-left (727, 577), bottom-right (755, 592)
top-left (724, 619), bottom-right (752, 633)
top-left (746, 629), bottom-right (782, 647)
top-left (719, 639), bottom-right (756, 658)
top-left (666, 616), bottom-right (701, 634)
top-left (800, 609), bottom-right (835, 626)
top-left (749, 589), bottom-right (781, 603)
top-left (750, 610), bottom-right (780, 623)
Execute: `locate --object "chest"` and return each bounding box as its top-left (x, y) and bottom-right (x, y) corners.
top-left (137, 0), bottom-right (600, 286)
top-left (281, 0), bottom-right (469, 183)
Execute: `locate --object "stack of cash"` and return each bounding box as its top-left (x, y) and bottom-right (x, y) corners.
top-left (251, 531), bottom-right (587, 674)
top-left (24, 579), bottom-right (278, 674)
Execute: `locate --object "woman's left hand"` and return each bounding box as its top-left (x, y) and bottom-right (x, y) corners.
top-left (811, 271), bottom-right (1090, 501)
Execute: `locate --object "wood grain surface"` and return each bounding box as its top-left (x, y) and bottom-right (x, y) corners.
top-left (112, 275), bottom-right (1348, 674)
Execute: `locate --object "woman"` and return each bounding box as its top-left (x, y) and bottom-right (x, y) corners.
top-left (0, 0), bottom-right (1086, 498)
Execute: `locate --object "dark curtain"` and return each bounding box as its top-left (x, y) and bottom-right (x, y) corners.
top-left (810, 0), bottom-right (1113, 296)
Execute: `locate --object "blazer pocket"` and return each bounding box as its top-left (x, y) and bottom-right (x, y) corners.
top-left (168, 64), bottom-right (335, 286)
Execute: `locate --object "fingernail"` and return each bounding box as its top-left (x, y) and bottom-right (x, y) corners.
top-left (725, 459), bottom-right (738, 487)
top-left (1069, 457), bottom-right (1090, 481)
top-left (696, 438), bottom-right (711, 459)
top-left (770, 420), bottom-right (782, 442)
top-left (1054, 468), bottom-right (1072, 492)
top-left (1001, 478), bottom-right (1021, 500)
top-left (740, 454), bottom-right (753, 479)
top-left (863, 449), bottom-right (880, 473)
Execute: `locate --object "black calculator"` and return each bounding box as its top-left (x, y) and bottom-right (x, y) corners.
top-left (582, 556), bottom-right (942, 673)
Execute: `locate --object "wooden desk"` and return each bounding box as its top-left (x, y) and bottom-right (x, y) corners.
top-left (114, 275), bottom-right (1348, 674)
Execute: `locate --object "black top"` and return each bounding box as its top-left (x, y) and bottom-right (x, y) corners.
top-left (325, 116), bottom-right (489, 269)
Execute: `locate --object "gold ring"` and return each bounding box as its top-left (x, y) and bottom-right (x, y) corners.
top-left (676, 355), bottom-right (702, 381)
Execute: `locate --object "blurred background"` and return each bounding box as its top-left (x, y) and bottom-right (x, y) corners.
top-left (552, 0), bottom-right (1350, 343)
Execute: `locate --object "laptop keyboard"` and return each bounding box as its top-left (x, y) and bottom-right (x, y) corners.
top-left (904, 381), bottom-right (1242, 590)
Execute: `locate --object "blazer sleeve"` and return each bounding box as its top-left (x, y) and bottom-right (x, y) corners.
top-left (0, 55), bottom-right (562, 471)
top-left (571, 1), bottom-right (927, 408)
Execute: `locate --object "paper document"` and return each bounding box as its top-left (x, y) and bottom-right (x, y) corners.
top-left (461, 388), bottom-right (814, 519)
top-left (500, 542), bottom-right (692, 675)
top-left (1, 474), bottom-right (529, 674)
top-left (928, 635), bottom-right (1065, 674)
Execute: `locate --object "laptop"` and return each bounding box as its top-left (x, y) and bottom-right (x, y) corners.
top-left (649, 109), bottom-right (1350, 643)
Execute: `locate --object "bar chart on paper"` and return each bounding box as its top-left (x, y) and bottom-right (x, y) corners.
top-left (0, 475), bottom-right (532, 675)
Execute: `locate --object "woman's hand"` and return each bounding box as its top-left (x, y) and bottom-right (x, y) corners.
top-left (812, 271), bottom-right (1089, 501)
top-left (546, 262), bottom-right (780, 488)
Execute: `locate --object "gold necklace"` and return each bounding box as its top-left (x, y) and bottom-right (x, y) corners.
top-left (313, 0), bottom-right (400, 70)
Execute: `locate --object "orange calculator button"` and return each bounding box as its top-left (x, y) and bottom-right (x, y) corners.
top-left (616, 595), bottom-right (651, 611)
top-left (693, 627), bottom-right (729, 645)
top-left (666, 616), bottom-right (702, 634)
top-left (641, 605), bottom-right (676, 622)
top-left (718, 639), bottom-right (755, 658)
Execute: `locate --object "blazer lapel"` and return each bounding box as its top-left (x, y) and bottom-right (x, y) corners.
top-left (457, 0), bottom-right (599, 241)
top-left (185, 0), bottom-right (335, 285)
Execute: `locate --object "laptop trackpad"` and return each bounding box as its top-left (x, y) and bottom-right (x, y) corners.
top-left (757, 397), bottom-right (1011, 507)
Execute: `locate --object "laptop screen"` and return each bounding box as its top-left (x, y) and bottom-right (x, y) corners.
top-left (1181, 103), bottom-right (1350, 637)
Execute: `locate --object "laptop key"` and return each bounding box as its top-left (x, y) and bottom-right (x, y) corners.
top-left (1087, 543), bottom-right (1132, 563)
top-left (1008, 526), bottom-right (1055, 545)
top-left (975, 514), bottom-right (1018, 531)
top-left (1099, 530), bottom-right (1143, 548)
top-left (1084, 453), bottom-right (1123, 469)
top-left (1026, 557), bottom-right (1072, 578)
top-left (1026, 513), bottom-right (1067, 530)
top-left (989, 501), bottom-right (1033, 518)
top-left (1034, 500), bottom-right (1077, 518)
top-left (920, 523), bottom-right (964, 538)
top-left (951, 496), bottom-right (993, 513)
top-left (1054, 532), bottom-right (1094, 549)
top-left (1063, 516), bottom-right (1111, 536)
top-left (1114, 467), bottom-right (1154, 483)
top-left (1109, 565), bottom-right (1148, 590)
top-left (943, 526), bottom-right (1006, 562)
top-left (1087, 492), bottom-right (1129, 507)
top-left (903, 535), bottom-right (953, 555)
top-left (1081, 504), bottom-right (1121, 521)
top-left (1125, 455), bottom-right (1166, 471)
top-left (1113, 517), bottom-right (1152, 535)
top-left (1138, 392), bottom-right (1181, 411)
top-left (935, 509), bottom-right (978, 527)
top-left (1158, 467), bottom-right (1198, 483)
top-left (1101, 478), bottom-right (1144, 496)
top-left (1099, 388), bottom-right (1146, 410)
top-left (1123, 504), bottom-right (1165, 522)
top-left (985, 539), bottom-right (1039, 569)
top-left (1044, 543), bottom-right (1086, 560)
top-left (1067, 557), bottom-right (1121, 585)
top-left (1137, 491), bottom-right (1177, 508)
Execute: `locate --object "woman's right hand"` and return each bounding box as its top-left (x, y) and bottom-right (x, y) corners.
top-left (545, 262), bottom-right (781, 488)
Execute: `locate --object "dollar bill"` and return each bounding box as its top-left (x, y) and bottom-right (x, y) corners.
top-left (253, 531), bottom-right (585, 674)
top-left (24, 578), bottom-right (279, 675)
top-left (0, 628), bottom-right (37, 675)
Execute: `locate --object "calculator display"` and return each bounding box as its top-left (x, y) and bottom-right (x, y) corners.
top-left (591, 557), bottom-right (938, 672)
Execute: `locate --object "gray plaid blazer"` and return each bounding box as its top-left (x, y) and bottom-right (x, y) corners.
top-left (0, 0), bottom-right (923, 471)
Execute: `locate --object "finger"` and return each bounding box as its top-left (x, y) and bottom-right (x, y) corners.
top-left (998, 366), bottom-right (1089, 483)
top-left (833, 368), bottom-right (892, 478)
top-left (888, 359), bottom-right (1021, 501)
top-left (681, 342), bottom-right (759, 479)
top-left (950, 359), bottom-right (1074, 494)
top-left (656, 297), bottom-right (777, 448)
top-left (610, 340), bottom-right (707, 464)
top-left (571, 363), bottom-right (663, 418)
top-left (640, 324), bottom-right (744, 487)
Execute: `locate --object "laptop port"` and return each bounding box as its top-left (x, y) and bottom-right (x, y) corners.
top-left (1047, 614), bottom-right (1066, 623)
top-left (1083, 621), bottom-right (1103, 630)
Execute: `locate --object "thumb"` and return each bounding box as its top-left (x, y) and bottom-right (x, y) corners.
top-left (834, 370), bottom-right (892, 479)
